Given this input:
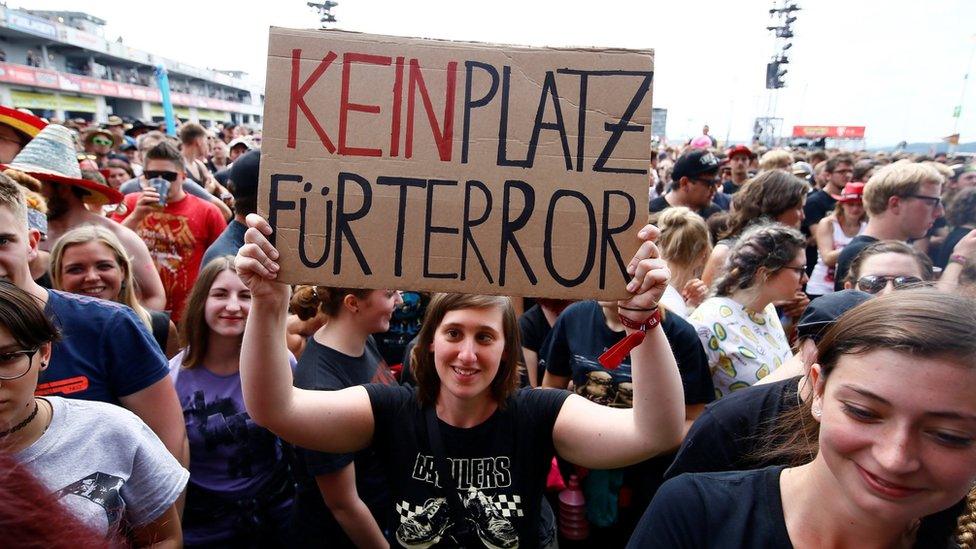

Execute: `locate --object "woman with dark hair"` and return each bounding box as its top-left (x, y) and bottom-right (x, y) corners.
top-left (806, 182), bottom-right (867, 297)
top-left (629, 289), bottom-right (976, 548)
top-left (0, 280), bottom-right (187, 545)
top-left (236, 215), bottom-right (685, 548)
top-left (701, 170), bottom-right (808, 287)
top-left (934, 187), bottom-right (976, 269)
top-left (104, 158), bottom-right (134, 191)
top-left (843, 240), bottom-right (934, 295)
top-left (288, 284), bottom-right (402, 548)
top-left (690, 223), bottom-right (807, 397)
top-left (171, 256), bottom-right (293, 546)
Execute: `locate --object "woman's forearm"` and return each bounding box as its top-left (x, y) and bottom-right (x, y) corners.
top-left (629, 322), bottom-right (685, 456)
top-left (240, 291), bottom-right (295, 430)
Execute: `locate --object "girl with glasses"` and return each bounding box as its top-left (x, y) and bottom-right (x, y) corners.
top-left (690, 223), bottom-right (807, 397)
top-left (0, 280), bottom-right (187, 545)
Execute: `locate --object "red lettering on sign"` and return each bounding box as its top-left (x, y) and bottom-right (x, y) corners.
top-left (405, 59), bottom-right (458, 162)
top-left (338, 52), bottom-right (392, 157)
top-left (288, 48), bottom-right (338, 152)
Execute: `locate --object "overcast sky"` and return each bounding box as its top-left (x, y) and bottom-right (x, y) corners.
top-left (18, 0), bottom-right (976, 147)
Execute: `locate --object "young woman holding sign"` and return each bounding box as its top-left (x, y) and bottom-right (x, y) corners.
top-left (236, 214), bottom-right (685, 548)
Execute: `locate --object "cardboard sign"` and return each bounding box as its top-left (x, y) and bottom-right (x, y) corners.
top-left (258, 28), bottom-right (654, 298)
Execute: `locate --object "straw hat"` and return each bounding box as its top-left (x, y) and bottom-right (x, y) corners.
top-left (1, 124), bottom-right (123, 205)
top-left (81, 126), bottom-right (122, 149)
top-left (0, 105), bottom-right (46, 140)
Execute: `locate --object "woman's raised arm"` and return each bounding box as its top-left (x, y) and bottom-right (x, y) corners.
top-left (552, 224), bottom-right (685, 468)
top-left (237, 214), bottom-right (375, 453)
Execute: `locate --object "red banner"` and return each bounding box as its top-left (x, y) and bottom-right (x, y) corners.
top-left (792, 125), bottom-right (866, 138)
top-left (0, 62), bottom-right (250, 113)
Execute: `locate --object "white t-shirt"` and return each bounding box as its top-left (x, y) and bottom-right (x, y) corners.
top-left (15, 397), bottom-right (189, 536)
top-left (689, 297), bottom-right (793, 398)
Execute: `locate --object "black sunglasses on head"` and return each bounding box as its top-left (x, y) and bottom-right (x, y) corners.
top-left (856, 275), bottom-right (928, 294)
top-left (144, 170), bottom-right (179, 182)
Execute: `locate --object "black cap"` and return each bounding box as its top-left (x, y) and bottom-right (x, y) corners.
top-left (796, 290), bottom-right (872, 342)
top-left (230, 149), bottom-right (260, 200)
top-left (672, 149), bottom-right (721, 182)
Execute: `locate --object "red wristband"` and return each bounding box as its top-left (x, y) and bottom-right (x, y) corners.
top-left (950, 254), bottom-right (968, 266)
top-left (598, 308), bottom-right (662, 370)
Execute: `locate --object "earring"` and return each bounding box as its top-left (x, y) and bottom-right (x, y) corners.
top-left (812, 405), bottom-right (822, 418)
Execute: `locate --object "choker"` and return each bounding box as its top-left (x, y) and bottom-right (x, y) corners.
top-left (0, 400), bottom-right (39, 438)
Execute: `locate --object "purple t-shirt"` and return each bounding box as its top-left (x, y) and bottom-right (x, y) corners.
top-left (169, 350), bottom-right (296, 543)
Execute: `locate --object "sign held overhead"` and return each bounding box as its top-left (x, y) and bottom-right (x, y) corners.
top-left (259, 27), bottom-right (654, 299)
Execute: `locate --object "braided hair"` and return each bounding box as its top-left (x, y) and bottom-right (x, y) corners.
top-left (713, 223), bottom-right (806, 297)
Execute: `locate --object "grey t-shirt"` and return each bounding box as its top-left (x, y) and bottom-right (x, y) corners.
top-left (15, 396), bottom-right (189, 535)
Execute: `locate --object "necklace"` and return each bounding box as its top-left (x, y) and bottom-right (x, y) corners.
top-left (0, 400), bottom-right (39, 437)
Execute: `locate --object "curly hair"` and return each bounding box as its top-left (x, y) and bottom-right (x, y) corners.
top-left (720, 170), bottom-right (807, 240)
top-left (947, 187), bottom-right (976, 228)
top-left (289, 285), bottom-right (372, 320)
top-left (713, 223), bottom-right (806, 296)
top-left (958, 486), bottom-right (976, 548)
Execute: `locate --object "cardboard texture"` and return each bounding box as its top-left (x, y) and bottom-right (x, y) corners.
top-left (259, 27), bottom-right (654, 298)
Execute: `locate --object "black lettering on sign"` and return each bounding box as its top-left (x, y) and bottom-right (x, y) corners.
top-left (526, 71), bottom-right (573, 170)
top-left (377, 176), bottom-right (426, 276)
top-left (499, 180), bottom-right (537, 286)
top-left (600, 190), bottom-right (636, 289)
top-left (334, 172), bottom-right (373, 276)
top-left (593, 70), bottom-right (653, 174)
top-left (423, 179), bottom-right (460, 279)
top-left (267, 173), bottom-right (301, 248)
top-left (544, 189), bottom-right (596, 287)
top-left (460, 180), bottom-right (494, 283)
top-left (298, 182), bottom-right (334, 268)
top-left (461, 61), bottom-right (499, 164)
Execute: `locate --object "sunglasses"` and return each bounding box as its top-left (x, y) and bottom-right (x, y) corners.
top-left (144, 170), bottom-right (179, 182)
top-left (856, 275), bottom-right (928, 294)
top-left (91, 136), bottom-right (114, 147)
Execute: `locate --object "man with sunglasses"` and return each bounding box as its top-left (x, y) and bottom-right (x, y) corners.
top-left (113, 141), bottom-right (226, 322)
top-left (834, 162), bottom-right (946, 291)
top-left (649, 149), bottom-right (723, 220)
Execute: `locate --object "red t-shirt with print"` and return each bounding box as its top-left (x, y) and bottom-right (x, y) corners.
top-left (113, 193), bottom-right (226, 321)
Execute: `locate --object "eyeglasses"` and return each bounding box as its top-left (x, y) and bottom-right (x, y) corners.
top-left (0, 347), bottom-right (39, 380)
top-left (144, 170), bottom-right (179, 182)
top-left (780, 265), bottom-right (808, 277)
top-left (856, 275), bottom-right (928, 294)
top-left (91, 136), bottom-right (114, 147)
top-left (692, 177), bottom-right (719, 187)
top-left (904, 194), bottom-right (942, 208)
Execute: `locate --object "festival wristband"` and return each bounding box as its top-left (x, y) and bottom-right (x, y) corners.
top-left (949, 254), bottom-right (968, 266)
top-left (598, 308), bottom-right (662, 370)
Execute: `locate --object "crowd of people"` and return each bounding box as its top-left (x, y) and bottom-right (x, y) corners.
top-left (0, 104), bottom-right (975, 549)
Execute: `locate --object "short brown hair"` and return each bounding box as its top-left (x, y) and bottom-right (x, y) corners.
top-left (410, 293), bottom-right (520, 408)
top-left (178, 122), bottom-right (208, 145)
top-left (143, 141), bottom-right (184, 173)
top-left (862, 161), bottom-right (945, 216)
top-left (947, 187), bottom-right (976, 228)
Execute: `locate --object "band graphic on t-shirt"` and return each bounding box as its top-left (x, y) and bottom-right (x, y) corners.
top-left (396, 453), bottom-right (520, 548)
top-left (55, 471), bottom-right (126, 525)
top-left (183, 389), bottom-right (276, 478)
top-left (572, 353), bottom-right (634, 408)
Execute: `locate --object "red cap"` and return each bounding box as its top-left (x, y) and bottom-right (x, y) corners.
top-left (830, 182), bottom-right (865, 203)
top-left (726, 144), bottom-right (755, 159)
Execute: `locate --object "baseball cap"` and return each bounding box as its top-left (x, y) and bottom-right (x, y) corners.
top-left (228, 136), bottom-right (255, 152)
top-left (796, 290), bottom-right (872, 342)
top-left (726, 144), bottom-right (754, 159)
top-left (672, 150), bottom-right (721, 182)
top-left (230, 149), bottom-right (260, 199)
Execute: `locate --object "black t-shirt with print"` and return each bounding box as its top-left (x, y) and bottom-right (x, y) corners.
top-left (518, 305), bottom-right (551, 387)
top-left (365, 384), bottom-right (571, 549)
top-left (292, 336), bottom-right (398, 547)
top-left (539, 300), bottom-right (714, 511)
top-left (802, 189), bottom-right (838, 273)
